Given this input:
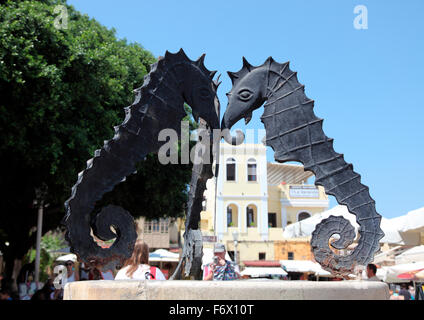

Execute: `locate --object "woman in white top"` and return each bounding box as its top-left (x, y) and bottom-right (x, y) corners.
top-left (115, 240), bottom-right (166, 280)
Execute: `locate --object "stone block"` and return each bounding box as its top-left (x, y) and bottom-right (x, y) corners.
top-left (64, 280), bottom-right (390, 300)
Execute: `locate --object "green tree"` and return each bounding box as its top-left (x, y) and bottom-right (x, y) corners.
top-left (23, 229), bottom-right (67, 282)
top-left (0, 1), bottom-right (193, 280)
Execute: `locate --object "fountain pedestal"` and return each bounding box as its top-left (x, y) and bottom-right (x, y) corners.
top-left (64, 280), bottom-right (389, 300)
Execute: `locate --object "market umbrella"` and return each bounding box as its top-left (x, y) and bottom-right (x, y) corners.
top-left (383, 261), bottom-right (424, 283)
top-left (55, 253), bottom-right (77, 262)
top-left (149, 249), bottom-right (180, 262)
top-left (395, 245), bottom-right (424, 264)
top-left (283, 205), bottom-right (424, 246)
top-left (282, 205), bottom-right (359, 239)
top-left (397, 268), bottom-right (424, 281)
top-left (241, 267), bottom-right (287, 277)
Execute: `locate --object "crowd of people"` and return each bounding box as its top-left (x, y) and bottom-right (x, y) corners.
top-left (0, 240), bottom-right (172, 300)
top-left (0, 240), bottom-right (240, 300)
top-left (0, 241), bottom-right (418, 300)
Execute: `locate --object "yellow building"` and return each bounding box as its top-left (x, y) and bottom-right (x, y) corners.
top-left (200, 142), bottom-right (329, 265)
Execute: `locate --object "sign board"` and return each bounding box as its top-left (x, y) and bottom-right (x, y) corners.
top-left (202, 235), bottom-right (217, 243)
top-left (289, 186), bottom-right (319, 198)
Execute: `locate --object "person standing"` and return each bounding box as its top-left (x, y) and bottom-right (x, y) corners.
top-left (203, 243), bottom-right (240, 281)
top-left (365, 263), bottom-right (380, 281)
top-left (399, 283), bottom-right (412, 300)
top-left (52, 260), bottom-right (79, 300)
top-left (115, 240), bottom-right (165, 280)
top-left (18, 274), bottom-right (37, 300)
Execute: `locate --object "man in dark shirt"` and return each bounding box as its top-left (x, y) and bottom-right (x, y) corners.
top-left (399, 283), bottom-right (412, 300)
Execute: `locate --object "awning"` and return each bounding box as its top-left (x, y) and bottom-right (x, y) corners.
top-left (241, 267), bottom-right (287, 277)
top-left (282, 205), bottom-right (359, 239)
top-left (380, 208), bottom-right (424, 245)
top-left (395, 245), bottom-right (424, 264)
top-left (55, 253), bottom-right (77, 262)
top-left (391, 207), bottom-right (424, 233)
top-left (280, 260), bottom-right (333, 277)
top-left (149, 249), bottom-right (180, 262)
top-left (379, 261), bottom-right (424, 283)
top-left (267, 162), bottom-right (313, 185)
top-left (283, 205), bottom-right (423, 246)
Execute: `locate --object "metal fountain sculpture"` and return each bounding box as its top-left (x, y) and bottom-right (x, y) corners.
top-left (221, 57), bottom-right (385, 276)
top-left (63, 49), bottom-right (221, 274)
top-left (64, 50), bottom-right (384, 279)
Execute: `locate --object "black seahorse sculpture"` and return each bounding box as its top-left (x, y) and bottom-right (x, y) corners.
top-left (221, 57), bottom-right (385, 277)
top-left (63, 49), bottom-right (221, 272)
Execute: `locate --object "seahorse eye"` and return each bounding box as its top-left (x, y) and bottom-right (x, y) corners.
top-left (238, 89), bottom-right (253, 101)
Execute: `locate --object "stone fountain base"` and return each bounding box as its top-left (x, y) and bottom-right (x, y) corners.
top-left (63, 280), bottom-right (389, 300)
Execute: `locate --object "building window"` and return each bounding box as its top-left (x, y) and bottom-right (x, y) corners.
top-left (226, 158), bottom-right (236, 181)
top-left (144, 221), bottom-right (152, 233)
top-left (288, 252), bottom-right (294, 260)
top-left (160, 218), bottom-right (169, 233)
top-left (227, 206), bottom-right (233, 227)
top-left (268, 213), bottom-right (277, 228)
top-left (259, 252), bottom-right (266, 260)
top-left (144, 219), bottom-right (170, 233)
top-left (152, 220), bottom-right (160, 232)
top-left (247, 158), bottom-right (257, 181)
top-left (298, 212), bottom-right (311, 222)
top-left (246, 206), bottom-right (254, 227)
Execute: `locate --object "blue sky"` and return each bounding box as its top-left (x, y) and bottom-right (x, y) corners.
top-left (67, 0), bottom-right (424, 219)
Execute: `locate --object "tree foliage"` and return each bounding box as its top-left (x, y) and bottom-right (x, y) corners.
top-left (0, 0), bottom-right (193, 276)
top-left (23, 229), bottom-right (67, 283)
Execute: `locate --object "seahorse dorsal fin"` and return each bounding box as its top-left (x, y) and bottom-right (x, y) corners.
top-left (196, 53), bottom-right (206, 66)
top-left (242, 57), bottom-right (253, 72)
top-left (227, 71), bottom-right (239, 84)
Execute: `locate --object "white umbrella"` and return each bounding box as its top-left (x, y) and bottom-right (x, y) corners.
top-left (395, 245), bottom-right (424, 264)
top-left (241, 267), bottom-right (287, 277)
top-left (280, 260), bottom-right (333, 277)
top-left (379, 218), bottom-right (406, 244)
top-left (378, 206), bottom-right (424, 246)
top-left (55, 253), bottom-right (77, 262)
top-left (392, 207), bottom-right (424, 233)
top-left (283, 205), bottom-right (418, 245)
top-left (282, 205), bottom-right (359, 239)
top-left (381, 261), bottom-right (424, 283)
top-left (379, 209), bottom-right (424, 246)
top-left (149, 249), bottom-right (180, 262)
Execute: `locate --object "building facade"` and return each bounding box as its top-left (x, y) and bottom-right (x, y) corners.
top-left (200, 142), bottom-right (329, 265)
top-left (135, 217), bottom-right (180, 250)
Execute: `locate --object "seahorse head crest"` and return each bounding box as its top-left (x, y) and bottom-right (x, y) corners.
top-left (222, 57), bottom-right (278, 131)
